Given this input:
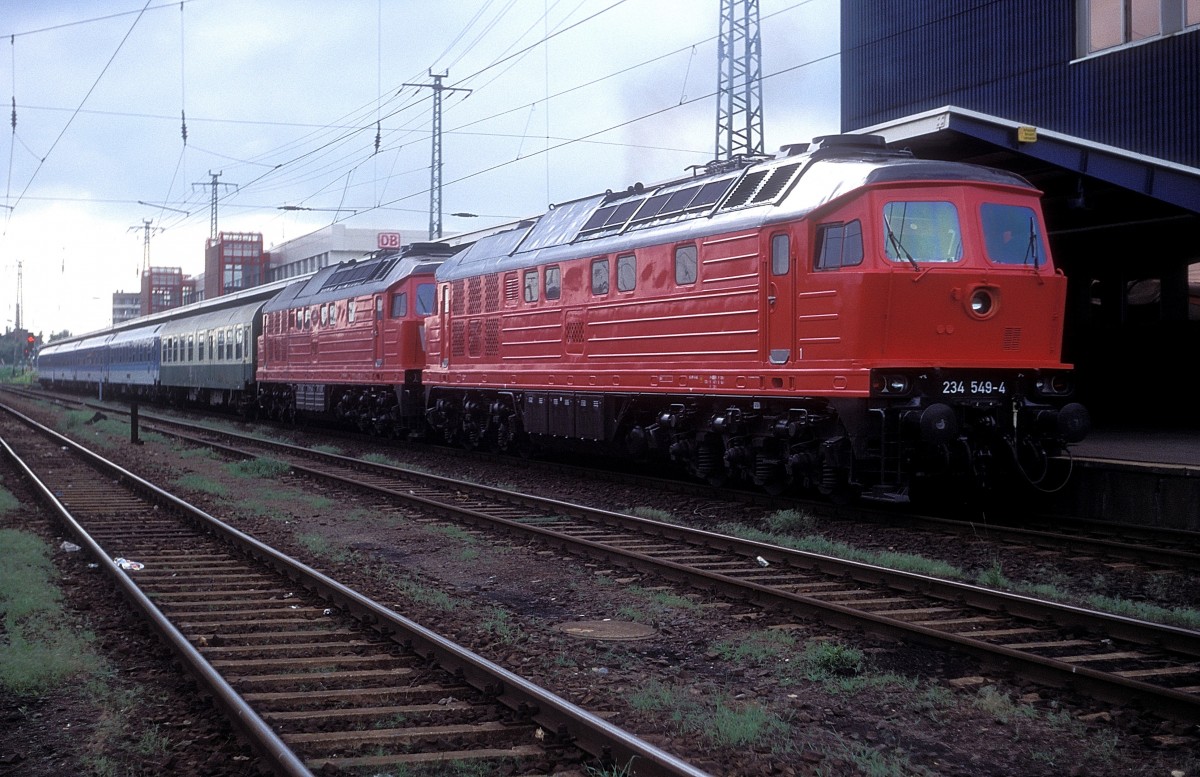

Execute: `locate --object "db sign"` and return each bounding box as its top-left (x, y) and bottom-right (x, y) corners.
top-left (377, 232), bottom-right (403, 250)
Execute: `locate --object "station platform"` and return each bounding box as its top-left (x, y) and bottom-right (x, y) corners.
top-left (1048, 427), bottom-right (1199, 530)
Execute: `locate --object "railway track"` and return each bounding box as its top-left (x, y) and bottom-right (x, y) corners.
top-left (8, 385), bottom-right (1199, 575)
top-left (24, 396), bottom-right (1199, 725)
top-left (0, 401), bottom-right (710, 777)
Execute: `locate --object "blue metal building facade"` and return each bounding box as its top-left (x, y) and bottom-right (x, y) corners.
top-left (840, 1), bottom-right (1200, 168)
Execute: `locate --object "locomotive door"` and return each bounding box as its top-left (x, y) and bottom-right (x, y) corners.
top-left (765, 232), bottom-right (794, 364)
top-left (373, 295), bottom-right (385, 367)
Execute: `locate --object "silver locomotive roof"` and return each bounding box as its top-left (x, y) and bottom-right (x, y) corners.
top-left (437, 134), bottom-right (1035, 282)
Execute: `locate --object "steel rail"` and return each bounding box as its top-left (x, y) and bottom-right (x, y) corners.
top-left (0, 401), bottom-right (711, 777)
top-left (127, 415), bottom-right (1200, 723)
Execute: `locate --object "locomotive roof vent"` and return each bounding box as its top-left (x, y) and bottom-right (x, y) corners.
top-left (806, 134), bottom-right (913, 160)
top-left (402, 241), bottom-right (459, 257)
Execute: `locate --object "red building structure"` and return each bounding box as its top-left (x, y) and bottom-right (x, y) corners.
top-left (205, 232), bottom-right (269, 299)
top-left (141, 266), bottom-right (185, 315)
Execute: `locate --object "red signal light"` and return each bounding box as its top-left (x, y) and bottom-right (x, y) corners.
top-left (27, 335), bottom-right (35, 343)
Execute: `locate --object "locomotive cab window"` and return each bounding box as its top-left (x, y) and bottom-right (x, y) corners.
top-left (391, 292), bottom-right (408, 318)
top-left (981, 203), bottom-right (1047, 267)
top-left (675, 244), bottom-right (697, 285)
top-left (417, 283), bottom-right (435, 316)
top-left (523, 269), bottom-right (539, 302)
top-left (591, 258), bottom-right (610, 295)
top-left (882, 202), bottom-right (962, 263)
top-left (545, 266), bottom-right (561, 300)
top-left (815, 220), bottom-right (864, 270)
top-left (617, 254), bottom-right (636, 292)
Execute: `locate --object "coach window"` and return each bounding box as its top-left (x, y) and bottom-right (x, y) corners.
top-left (815, 220), bottom-right (864, 270)
top-left (188, 334), bottom-right (194, 362)
top-left (617, 254), bottom-right (636, 292)
top-left (591, 258), bottom-right (610, 295)
top-left (523, 269), bottom-right (539, 302)
top-left (216, 330), bottom-right (224, 360)
top-left (226, 327), bottom-right (234, 360)
top-left (208, 333), bottom-right (215, 359)
top-left (198, 333), bottom-right (205, 361)
top-left (545, 265), bottom-right (561, 300)
top-left (235, 327), bottom-right (244, 360)
top-left (770, 234), bottom-right (790, 275)
top-left (675, 244), bottom-right (697, 285)
top-left (391, 292), bottom-right (408, 318)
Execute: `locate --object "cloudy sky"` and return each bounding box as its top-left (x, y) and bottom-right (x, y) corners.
top-left (1, 0), bottom-right (840, 337)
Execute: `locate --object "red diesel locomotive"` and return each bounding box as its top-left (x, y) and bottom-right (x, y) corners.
top-left (421, 135), bottom-right (1090, 501)
top-left (257, 244), bottom-right (453, 433)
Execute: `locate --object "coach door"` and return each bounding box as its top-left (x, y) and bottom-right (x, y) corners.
top-left (765, 232), bottom-right (794, 365)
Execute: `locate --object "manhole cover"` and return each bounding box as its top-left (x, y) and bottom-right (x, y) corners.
top-left (556, 620), bottom-right (656, 641)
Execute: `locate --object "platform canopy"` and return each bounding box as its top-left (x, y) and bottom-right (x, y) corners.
top-left (857, 105), bottom-right (1199, 258)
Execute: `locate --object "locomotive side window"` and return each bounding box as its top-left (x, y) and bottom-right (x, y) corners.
top-left (376, 296), bottom-right (384, 320)
top-left (882, 201), bottom-right (962, 263)
top-left (815, 220), bottom-right (864, 270)
top-left (391, 292), bottom-right (408, 318)
top-left (545, 266), bottom-right (561, 300)
top-left (591, 258), bottom-right (610, 295)
top-left (348, 300), bottom-right (357, 323)
top-left (523, 270), bottom-right (539, 302)
top-left (981, 203), bottom-right (1046, 266)
top-left (320, 305), bottom-right (329, 327)
top-left (617, 254), bottom-right (636, 292)
top-left (675, 244), bottom-right (697, 285)
top-left (770, 234), bottom-right (790, 275)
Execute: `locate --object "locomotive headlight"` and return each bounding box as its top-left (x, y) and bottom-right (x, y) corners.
top-left (968, 287), bottom-right (998, 319)
top-left (870, 372), bottom-right (912, 396)
top-left (1036, 372), bottom-right (1074, 396)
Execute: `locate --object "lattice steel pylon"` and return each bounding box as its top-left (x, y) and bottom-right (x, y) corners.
top-left (715, 0), bottom-right (764, 160)
top-left (403, 71), bottom-right (471, 239)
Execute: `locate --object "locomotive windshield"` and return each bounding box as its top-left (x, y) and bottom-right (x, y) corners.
top-left (882, 201), bottom-right (963, 264)
top-left (416, 283), bottom-right (436, 316)
top-left (981, 203), bottom-right (1046, 267)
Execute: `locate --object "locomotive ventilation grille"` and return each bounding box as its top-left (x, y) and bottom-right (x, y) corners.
top-left (565, 321), bottom-right (587, 344)
top-left (1003, 327), bottom-right (1022, 351)
top-left (451, 321), bottom-right (466, 357)
top-left (485, 275), bottom-right (500, 312)
top-left (468, 277), bottom-right (483, 314)
top-left (452, 280), bottom-right (465, 315)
